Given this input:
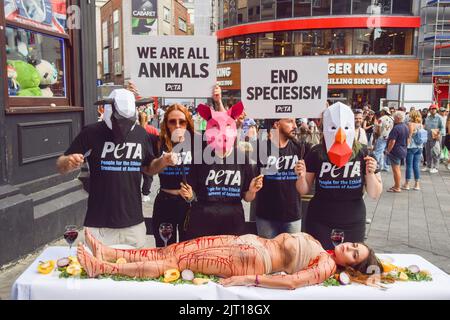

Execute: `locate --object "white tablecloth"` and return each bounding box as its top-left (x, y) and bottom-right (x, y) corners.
top-left (11, 247), bottom-right (450, 300)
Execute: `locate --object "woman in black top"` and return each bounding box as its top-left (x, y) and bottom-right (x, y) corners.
top-left (295, 103), bottom-right (382, 249)
top-left (148, 104), bottom-right (195, 247)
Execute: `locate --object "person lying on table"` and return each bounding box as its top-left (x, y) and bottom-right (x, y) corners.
top-left (77, 228), bottom-right (382, 290)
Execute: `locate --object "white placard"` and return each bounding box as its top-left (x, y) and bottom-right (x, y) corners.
top-left (241, 57), bottom-right (329, 119)
top-left (130, 35), bottom-right (217, 98)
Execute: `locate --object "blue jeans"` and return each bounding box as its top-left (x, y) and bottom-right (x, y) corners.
top-left (374, 138), bottom-right (389, 170)
top-left (406, 148), bottom-right (422, 181)
top-left (256, 217), bottom-right (302, 239)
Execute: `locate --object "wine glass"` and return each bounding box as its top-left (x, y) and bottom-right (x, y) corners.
top-left (330, 229), bottom-right (345, 247)
top-left (159, 223), bottom-right (173, 247)
top-left (64, 225), bottom-right (79, 254)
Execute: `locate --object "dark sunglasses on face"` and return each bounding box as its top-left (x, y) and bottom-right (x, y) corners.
top-left (168, 119), bottom-right (187, 126)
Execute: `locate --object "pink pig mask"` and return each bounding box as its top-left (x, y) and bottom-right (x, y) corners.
top-left (197, 102), bottom-right (244, 154)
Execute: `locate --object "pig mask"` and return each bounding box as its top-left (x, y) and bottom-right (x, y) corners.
top-left (323, 102), bottom-right (355, 168)
top-left (197, 102), bottom-right (244, 154)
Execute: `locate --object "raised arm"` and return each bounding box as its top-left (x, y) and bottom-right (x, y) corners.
top-left (220, 252), bottom-right (336, 290)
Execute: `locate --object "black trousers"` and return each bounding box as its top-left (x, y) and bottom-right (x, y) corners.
top-left (184, 202), bottom-right (246, 240)
top-left (152, 191), bottom-right (189, 247)
top-left (142, 174), bottom-right (153, 196)
top-left (304, 198), bottom-right (366, 250)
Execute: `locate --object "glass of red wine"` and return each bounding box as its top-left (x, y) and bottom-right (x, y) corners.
top-left (331, 229), bottom-right (345, 247)
top-left (64, 225), bottom-right (79, 253)
top-left (159, 223), bottom-right (173, 247)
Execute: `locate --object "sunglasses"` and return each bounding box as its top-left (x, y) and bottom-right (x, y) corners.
top-left (168, 119), bottom-right (187, 126)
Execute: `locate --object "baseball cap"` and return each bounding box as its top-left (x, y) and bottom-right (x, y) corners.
top-left (429, 104), bottom-right (438, 110)
top-left (439, 107), bottom-right (447, 112)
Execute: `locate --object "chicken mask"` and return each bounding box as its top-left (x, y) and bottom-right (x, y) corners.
top-left (197, 102), bottom-right (244, 154)
top-left (323, 102), bottom-right (355, 168)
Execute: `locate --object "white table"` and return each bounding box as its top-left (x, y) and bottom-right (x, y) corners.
top-left (11, 247), bottom-right (450, 300)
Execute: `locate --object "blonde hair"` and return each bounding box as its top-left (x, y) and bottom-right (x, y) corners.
top-left (409, 110), bottom-right (422, 124)
top-left (138, 111), bottom-right (148, 128)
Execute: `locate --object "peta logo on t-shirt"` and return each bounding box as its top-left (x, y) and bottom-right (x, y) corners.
top-left (175, 151), bottom-right (192, 165)
top-left (206, 170), bottom-right (241, 186)
top-left (101, 142), bottom-right (143, 160)
top-left (319, 161), bottom-right (361, 178)
top-left (266, 155), bottom-right (299, 171)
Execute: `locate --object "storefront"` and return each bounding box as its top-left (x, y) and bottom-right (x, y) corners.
top-left (0, 1), bottom-right (97, 266)
top-left (217, 58), bottom-right (419, 111)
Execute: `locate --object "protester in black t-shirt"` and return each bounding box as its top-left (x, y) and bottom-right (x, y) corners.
top-left (180, 103), bottom-right (263, 239)
top-left (57, 89), bottom-right (169, 248)
top-left (146, 104), bottom-right (196, 247)
top-left (253, 118), bottom-right (311, 239)
top-left (295, 102), bottom-right (382, 249)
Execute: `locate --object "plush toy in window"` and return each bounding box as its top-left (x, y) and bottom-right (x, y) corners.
top-left (7, 60), bottom-right (42, 97)
top-left (7, 63), bottom-right (20, 96)
top-left (35, 60), bottom-right (58, 97)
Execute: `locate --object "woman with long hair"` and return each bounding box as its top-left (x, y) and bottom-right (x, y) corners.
top-left (402, 110), bottom-right (424, 191)
top-left (78, 228), bottom-right (384, 289)
top-left (148, 104), bottom-right (195, 246)
top-left (296, 103), bottom-right (382, 249)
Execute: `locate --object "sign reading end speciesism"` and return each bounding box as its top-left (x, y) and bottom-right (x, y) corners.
top-left (130, 36), bottom-right (217, 97)
top-left (241, 57), bottom-right (329, 119)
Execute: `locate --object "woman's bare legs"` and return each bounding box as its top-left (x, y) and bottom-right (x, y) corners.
top-left (77, 243), bottom-right (177, 278)
top-left (85, 228), bottom-right (243, 263)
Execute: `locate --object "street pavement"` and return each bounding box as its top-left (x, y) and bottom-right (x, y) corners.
top-left (1, 164), bottom-right (449, 299)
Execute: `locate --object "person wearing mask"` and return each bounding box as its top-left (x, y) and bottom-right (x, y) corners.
top-left (423, 105), bottom-right (445, 173)
top-left (296, 102), bottom-right (382, 249)
top-left (56, 89), bottom-right (164, 248)
top-left (354, 110), bottom-right (368, 146)
top-left (402, 110), bottom-right (425, 191)
top-left (385, 111), bottom-right (409, 193)
top-left (253, 119), bottom-right (311, 239)
top-left (373, 107), bottom-right (393, 171)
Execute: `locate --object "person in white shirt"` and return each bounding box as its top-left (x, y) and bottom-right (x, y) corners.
top-left (354, 110), bottom-right (368, 146)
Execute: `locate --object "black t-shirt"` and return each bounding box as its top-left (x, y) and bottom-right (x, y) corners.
top-left (191, 147), bottom-right (256, 204)
top-left (255, 139), bottom-right (311, 222)
top-left (158, 140), bottom-right (194, 190)
top-left (65, 122), bottom-right (155, 228)
top-left (305, 144), bottom-right (369, 202)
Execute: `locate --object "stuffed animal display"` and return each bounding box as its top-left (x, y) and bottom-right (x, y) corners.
top-left (7, 60), bottom-right (42, 97)
top-left (35, 60), bottom-right (58, 97)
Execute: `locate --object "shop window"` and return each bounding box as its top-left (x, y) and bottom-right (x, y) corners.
top-left (332, 0), bottom-right (351, 15)
top-left (353, 29), bottom-right (374, 55)
top-left (373, 28), bottom-right (413, 55)
top-left (235, 34), bottom-right (257, 59)
top-left (5, 26), bottom-right (66, 98)
top-left (225, 38), bottom-right (235, 61)
top-left (293, 31), bottom-right (313, 56)
top-left (261, 0), bottom-right (276, 20)
top-left (258, 33), bottom-right (275, 58)
top-left (331, 29), bottom-right (353, 55)
top-left (277, 0), bottom-right (293, 19)
top-left (274, 32), bottom-right (293, 56)
top-left (311, 29), bottom-right (332, 55)
top-left (237, 0), bottom-right (249, 24)
top-left (229, 0), bottom-right (238, 26)
top-left (312, 0), bottom-right (331, 16)
top-left (219, 40), bottom-right (226, 62)
top-left (392, 0), bottom-right (412, 14)
top-left (248, 0), bottom-right (261, 22)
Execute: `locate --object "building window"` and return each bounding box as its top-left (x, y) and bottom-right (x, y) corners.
top-left (178, 17), bottom-right (187, 32)
top-left (163, 6), bottom-right (171, 23)
top-left (392, 0), bottom-right (412, 14)
top-left (225, 38), bottom-right (235, 61)
top-left (274, 31), bottom-right (293, 56)
top-left (294, 0), bottom-right (312, 17)
top-left (223, 0), bottom-right (229, 27)
top-left (261, 0), bottom-right (276, 20)
top-left (311, 29), bottom-right (332, 55)
top-left (312, 0), bottom-right (331, 16)
top-left (277, 0), bottom-right (293, 19)
top-left (332, 0), bottom-right (351, 15)
top-left (373, 28), bottom-right (413, 55)
top-left (5, 26), bottom-right (66, 98)
top-left (248, 0), bottom-right (261, 22)
top-left (229, 0), bottom-right (238, 26)
top-left (238, 0), bottom-right (249, 24)
top-left (235, 34), bottom-right (257, 59)
top-left (258, 33), bottom-right (275, 57)
top-left (353, 29), bottom-right (374, 55)
top-left (219, 40), bottom-right (226, 61)
top-left (352, 0), bottom-right (374, 14)
top-left (331, 29), bottom-right (353, 54)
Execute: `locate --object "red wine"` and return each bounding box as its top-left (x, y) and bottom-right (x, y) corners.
top-left (64, 230), bottom-right (78, 245)
top-left (331, 235), bottom-right (344, 247)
